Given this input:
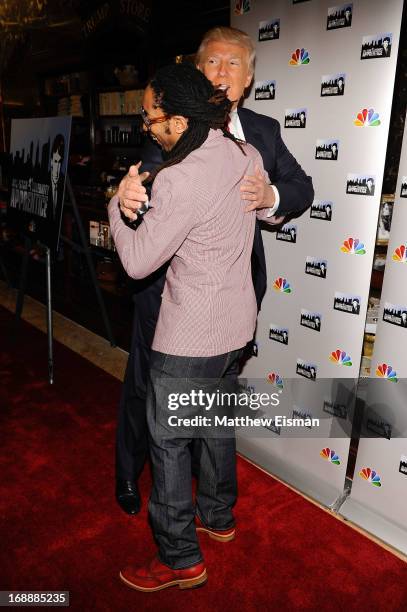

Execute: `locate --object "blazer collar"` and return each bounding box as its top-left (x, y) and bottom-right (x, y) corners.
top-left (237, 107), bottom-right (262, 144)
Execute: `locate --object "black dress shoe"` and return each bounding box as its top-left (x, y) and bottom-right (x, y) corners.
top-left (116, 479), bottom-right (141, 515)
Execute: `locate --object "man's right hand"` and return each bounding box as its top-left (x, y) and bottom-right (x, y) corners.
top-left (117, 162), bottom-right (150, 222)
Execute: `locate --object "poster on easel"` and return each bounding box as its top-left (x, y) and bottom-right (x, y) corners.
top-left (7, 117), bottom-right (72, 252)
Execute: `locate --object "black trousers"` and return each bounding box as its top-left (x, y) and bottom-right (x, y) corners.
top-left (116, 269), bottom-right (166, 481)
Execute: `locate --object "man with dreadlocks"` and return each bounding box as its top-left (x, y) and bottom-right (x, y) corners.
top-left (108, 62), bottom-right (280, 591)
top-left (114, 27), bottom-right (313, 520)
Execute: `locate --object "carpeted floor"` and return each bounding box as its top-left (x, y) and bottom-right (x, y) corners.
top-left (1, 305), bottom-right (406, 611)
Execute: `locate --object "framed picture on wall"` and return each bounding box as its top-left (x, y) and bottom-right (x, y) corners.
top-left (376, 194), bottom-right (395, 245)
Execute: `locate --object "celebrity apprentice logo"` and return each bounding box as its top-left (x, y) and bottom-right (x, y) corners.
top-left (305, 257), bottom-right (327, 278)
top-left (321, 73), bottom-right (345, 97)
top-left (383, 302), bottom-right (407, 328)
top-left (296, 359), bottom-right (317, 380)
top-left (258, 18), bottom-right (280, 41)
top-left (327, 3), bottom-right (352, 30)
top-left (354, 108), bottom-right (381, 127)
top-left (400, 177), bottom-right (407, 198)
top-left (323, 400), bottom-right (348, 419)
top-left (292, 407), bottom-right (314, 429)
top-left (334, 292), bottom-right (361, 315)
top-left (359, 467), bottom-right (382, 487)
top-left (346, 174), bottom-right (376, 195)
top-left (284, 108), bottom-right (307, 128)
top-left (310, 200), bottom-right (333, 221)
top-left (365, 410), bottom-right (392, 440)
top-left (254, 80), bottom-right (276, 100)
top-left (276, 223), bottom-right (297, 243)
top-left (315, 139), bottom-right (339, 160)
top-left (320, 448), bottom-right (341, 465)
top-left (300, 309), bottom-right (322, 332)
top-left (289, 48), bottom-right (310, 65)
top-left (399, 456), bottom-right (407, 476)
top-left (361, 33), bottom-right (392, 59)
top-left (269, 324), bottom-right (289, 345)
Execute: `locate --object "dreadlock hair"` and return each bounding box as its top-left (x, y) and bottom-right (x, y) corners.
top-left (147, 62), bottom-right (246, 180)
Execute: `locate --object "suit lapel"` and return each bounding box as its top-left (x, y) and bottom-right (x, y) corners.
top-left (238, 108), bottom-right (263, 149)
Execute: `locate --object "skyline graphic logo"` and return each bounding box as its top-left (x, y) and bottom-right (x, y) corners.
top-left (321, 73), bottom-right (345, 97)
top-left (289, 48), bottom-right (310, 65)
top-left (254, 80), bottom-right (276, 100)
top-left (269, 324), bottom-right (289, 345)
top-left (330, 349), bottom-right (352, 366)
top-left (383, 302), bottom-right (407, 328)
top-left (346, 174), bottom-right (375, 196)
top-left (359, 467), bottom-right (382, 487)
top-left (354, 108), bottom-right (381, 127)
top-left (296, 359), bottom-right (317, 380)
top-left (300, 309), bottom-right (322, 332)
top-left (315, 139), bottom-right (339, 160)
top-left (334, 292), bottom-right (361, 315)
top-left (392, 245), bottom-right (407, 262)
top-left (276, 223), bottom-right (297, 243)
top-left (310, 200), bottom-right (333, 221)
top-left (267, 372), bottom-right (284, 391)
top-left (284, 108), bottom-right (307, 128)
top-left (376, 363), bottom-right (398, 382)
top-left (361, 33), bottom-right (392, 60)
top-left (320, 448), bottom-right (341, 465)
top-left (273, 277), bottom-right (292, 293)
top-left (327, 3), bottom-right (352, 31)
top-left (259, 18), bottom-right (280, 42)
top-left (305, 256), bottom-right (327, 278)
top-left (341, 238), bottom-right (366, 255)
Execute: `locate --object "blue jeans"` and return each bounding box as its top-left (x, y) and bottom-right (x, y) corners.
top-left (146, 348), bottom-right (242, 569)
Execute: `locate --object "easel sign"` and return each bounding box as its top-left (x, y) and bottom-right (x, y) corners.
top-left (7, 116), bottom-right (72, 252)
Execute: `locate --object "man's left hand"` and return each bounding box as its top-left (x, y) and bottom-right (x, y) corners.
top-left (241, 165), bottom-right (275, 212)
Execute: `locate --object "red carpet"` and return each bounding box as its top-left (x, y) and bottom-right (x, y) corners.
top-left (1, 304), bottom-right (406, 611)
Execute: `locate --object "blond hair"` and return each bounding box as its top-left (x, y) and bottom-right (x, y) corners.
top-left (196, 26), bottom-right (255, 74)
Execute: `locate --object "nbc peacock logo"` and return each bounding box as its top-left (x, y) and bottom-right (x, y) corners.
top-left (375, 363), bottom-right (398, 382)
top-left (354, 108), bottom-right (381, 127)
top-left (267, 372), bottom-right (284, 391)
top-left (359, 467), bottom-right (382, 487)
top-left (320, 448), bottom-right (341, 465)
top-left (340, 237), bottom-right (366, 255)
top-left (392, 244), bottom-right (407, 262)
top-left (329, 349), bottom-right (352, 367)
top-left (289, 48), bottom-right (310, 66)
top-left (273, 277), bottom-right (292, 293)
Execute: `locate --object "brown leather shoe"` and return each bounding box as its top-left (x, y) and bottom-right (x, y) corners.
top-left (195, 515), bottom-right (235, 542)
top-left (119, 557), bottom-right (207, 592)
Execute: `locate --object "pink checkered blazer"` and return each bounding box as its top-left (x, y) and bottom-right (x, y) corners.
top-left (109, 129), bottom-right (274, 357)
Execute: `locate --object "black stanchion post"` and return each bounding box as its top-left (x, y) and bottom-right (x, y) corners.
top-left (45, 246), bottom-right (54, 385)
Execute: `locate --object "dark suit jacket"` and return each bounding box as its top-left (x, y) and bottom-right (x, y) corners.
top-left (237, 107), bottom-right (314, 306)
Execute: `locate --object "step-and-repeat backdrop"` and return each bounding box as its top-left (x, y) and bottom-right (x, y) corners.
top-left (231, 0), bottom-right (403, 506)
top-left (340, 113), bottom-right (407, 555)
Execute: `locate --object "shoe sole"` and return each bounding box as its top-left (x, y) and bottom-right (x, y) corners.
top-left (196, 526), bottom-right (235, 542)
top-left (119, 569), bottom-right (208, 592)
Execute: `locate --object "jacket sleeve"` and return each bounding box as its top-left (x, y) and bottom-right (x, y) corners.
top-left (108, 169), bottom-right (197, 279)
top-left (267, 120), bottom-right (314, 216)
